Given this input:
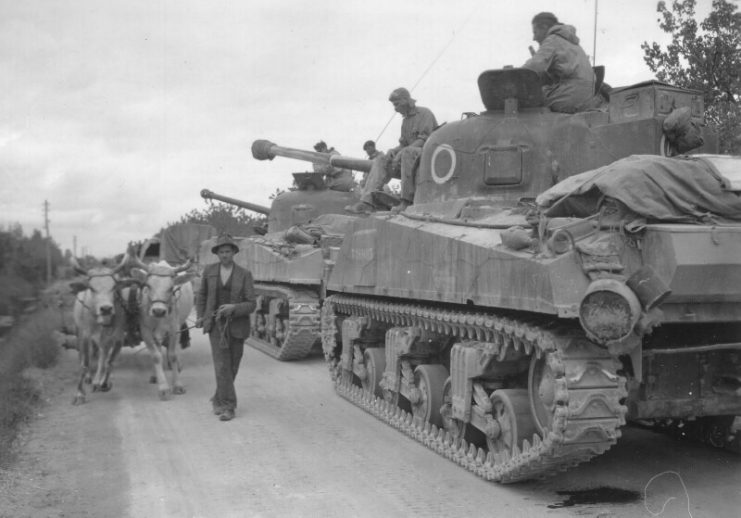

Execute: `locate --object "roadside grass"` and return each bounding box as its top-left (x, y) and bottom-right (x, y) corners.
top-left (0, 288), bottom-right (71, 469)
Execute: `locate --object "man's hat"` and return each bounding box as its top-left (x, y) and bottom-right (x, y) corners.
top-left (389, 87), bottom-right (415, 103)
top-left (211, 234), bottom-right (239, 255)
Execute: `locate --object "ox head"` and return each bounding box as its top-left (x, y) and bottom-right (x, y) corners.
top-left (70, 255), bottom-right (128, 326)
top-left (129, 255), bottom-right (194, 319)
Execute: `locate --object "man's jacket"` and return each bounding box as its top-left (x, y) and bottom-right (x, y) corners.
top-left (196, 262), bottom-right (256, 338)
top-left (523, 24), bottom-right (602, 113)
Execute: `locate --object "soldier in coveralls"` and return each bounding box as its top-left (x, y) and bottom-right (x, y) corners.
top-left (195, 234), bottom-right (256, 421)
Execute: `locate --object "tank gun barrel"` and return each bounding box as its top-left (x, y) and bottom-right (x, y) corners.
top-left (200, 189), bottom-right (271, 215)
top-left (252, 139), bottom-right (373, 173)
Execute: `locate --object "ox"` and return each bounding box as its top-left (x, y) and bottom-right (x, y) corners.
top-left (71, 255), bottom-right (129, 405)
top-left (129, 256), bottom-right (195, 399)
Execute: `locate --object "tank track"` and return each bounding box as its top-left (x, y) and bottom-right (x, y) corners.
top-left (321, 294), bottom-right (628, 483)
top-left (246, 284), bottom-right (321, 361)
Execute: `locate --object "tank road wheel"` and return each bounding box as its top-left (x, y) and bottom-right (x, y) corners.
top-left (440, 376), bottom-right (467, 440)
top-left (409, 365), bottom-right (448, 428)
top-left (528, 353), bottom-right (558, 434)
top-left (360, 348), bottom-right (386, 398)
top-left (487, 389), bottom-right (538, 456)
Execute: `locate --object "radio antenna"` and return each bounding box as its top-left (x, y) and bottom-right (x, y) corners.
top-left (375, 1), bottom-right (483, 143)
top-left (592, 0), bottom-right (599, 65)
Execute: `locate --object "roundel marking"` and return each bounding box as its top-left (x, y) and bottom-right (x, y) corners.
top-left (431, 144), bottom-right (457, 185)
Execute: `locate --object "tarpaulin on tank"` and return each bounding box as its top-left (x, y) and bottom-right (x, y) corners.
top-left (537, 155), bottom-right (741, 224)
top-left (161, 223), bottom-right (218, 264)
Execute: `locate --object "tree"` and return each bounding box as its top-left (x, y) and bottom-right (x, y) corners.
top-left (641, 0), bottom-right (741, 153)
top-left (171, 201), bottom-right (267, 237)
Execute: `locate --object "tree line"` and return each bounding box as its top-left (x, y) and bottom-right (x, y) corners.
top-left (0, 224), bottom-right (64, 315)
top-left (643, 0), bottom-right (740, 154)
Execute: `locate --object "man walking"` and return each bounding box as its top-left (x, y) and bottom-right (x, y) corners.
top-left (195, 234), bottom-right (256, 421)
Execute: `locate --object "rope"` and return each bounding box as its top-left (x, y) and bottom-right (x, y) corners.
top-left (216, 313), bottom-right (233, 349)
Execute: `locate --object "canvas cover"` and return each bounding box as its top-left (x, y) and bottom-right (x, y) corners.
top-left (160, 223), bottom-right (218, 264)
top-left (537, 155), bottom-right (741, 224)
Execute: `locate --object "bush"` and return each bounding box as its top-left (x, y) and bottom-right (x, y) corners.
top-left (0, 291), bottom-right (69, 467)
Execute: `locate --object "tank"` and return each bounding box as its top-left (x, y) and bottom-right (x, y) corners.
top-left (200, 148), bottom-right (371, 360)
top-left (261, 68), bottom-right (740, 481)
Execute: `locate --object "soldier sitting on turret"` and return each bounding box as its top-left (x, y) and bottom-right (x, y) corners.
top-left (523, 12), bottom-right (606, 114)
top-left (346, 88), bottom-right (438, 214)
top-left (312, 141), bottom-right (355, 192)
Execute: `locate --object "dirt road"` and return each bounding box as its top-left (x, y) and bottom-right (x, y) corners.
top-left (2, 331), bottom-right (740, 518)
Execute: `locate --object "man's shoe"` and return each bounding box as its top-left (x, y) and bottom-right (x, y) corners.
top-left (219, 409), bottom-right (235, 421)
top-left (212, 404), bottom-right (225, 415)
top-left (344, 201), bottom-right (374, 214)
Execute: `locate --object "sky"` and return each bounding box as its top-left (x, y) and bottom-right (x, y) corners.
top-left (0, 0), bottom-right (721, 257)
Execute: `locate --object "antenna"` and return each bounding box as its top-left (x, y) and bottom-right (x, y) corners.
top-left (375, 1), bottom-right (483, 143)
top-left (592, 0), bottom-right (599, 65)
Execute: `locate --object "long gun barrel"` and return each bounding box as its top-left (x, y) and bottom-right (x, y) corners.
top-left (252, 139), bottom-right (373, 173)
top-left (200, 189), bottom-right (271, 215)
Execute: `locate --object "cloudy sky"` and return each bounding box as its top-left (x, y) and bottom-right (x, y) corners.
top-left (1, 0), bottom-right (718, 256)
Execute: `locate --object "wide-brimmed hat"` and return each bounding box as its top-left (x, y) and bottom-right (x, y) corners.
top-left (211, 234), bottom-right (239, 254)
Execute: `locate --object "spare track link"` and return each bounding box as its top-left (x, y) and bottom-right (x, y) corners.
top-left (247, 284), bottom-right (321, 361)
top-left (321, 294), bottom-right (628, 483)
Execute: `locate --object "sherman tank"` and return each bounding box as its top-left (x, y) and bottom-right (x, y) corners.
top-left (201, 147), bottom-right (371, 360)
top-left (258, 67), bottom-right (741, 481)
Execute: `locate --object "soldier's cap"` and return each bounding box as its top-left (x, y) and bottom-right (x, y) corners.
top-left (211, 234), bottom-right (239, 255)
top-left (532, 12), bottom-right (558, 26)
top-left (313, 141), bottom-right (328, 151)
top-left (363, 140), bottom-right (375, 150)
top-left (389, 87), bottom-right (415, 103)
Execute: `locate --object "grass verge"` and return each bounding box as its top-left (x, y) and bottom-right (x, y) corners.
top-left (0, 290), bottom-right (70, 469)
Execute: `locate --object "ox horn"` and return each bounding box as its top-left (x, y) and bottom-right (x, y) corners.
top-left (69, 256), bottom-right (87, 276)
top-left (111, 252), bottom-right (129, 275)
top-left (173, 258), bottom-right (192, 274)
top-left (127, 242), bottom-right (149, 271)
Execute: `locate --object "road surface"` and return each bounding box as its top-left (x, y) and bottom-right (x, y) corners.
top-left (2, 331), bottom-right (740, 518)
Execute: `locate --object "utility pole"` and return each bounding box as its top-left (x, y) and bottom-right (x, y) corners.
top-left (44, 200), bottom-right (52, 284)
top-left (73, 235), bottom-right (77, 258)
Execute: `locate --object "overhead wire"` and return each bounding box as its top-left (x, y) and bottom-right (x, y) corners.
top-left (374, 0), bottom-right (485, 143)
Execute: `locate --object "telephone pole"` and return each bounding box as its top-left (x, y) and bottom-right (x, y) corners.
top-left (44, 200), bottom-right (51, 284)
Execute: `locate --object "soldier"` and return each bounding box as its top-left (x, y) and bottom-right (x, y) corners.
top-left (363, 140), bottom-right (380, 160)
top-left (346, 88), bottom-right (437, 214)
top-left (359, 140), bottom-right (382, 190)
top-left (523, 12), bottom-right (605, 113)
top-left (312, 140), bottom-right (355, 192)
